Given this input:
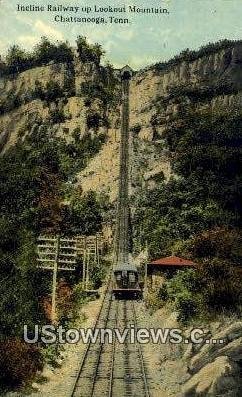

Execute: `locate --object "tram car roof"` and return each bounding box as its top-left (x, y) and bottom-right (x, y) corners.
top-left (113, 262), bottom-right (138, 272)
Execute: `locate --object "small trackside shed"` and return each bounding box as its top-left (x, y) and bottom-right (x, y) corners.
top-left (147, 256), bottom-right (197, 284)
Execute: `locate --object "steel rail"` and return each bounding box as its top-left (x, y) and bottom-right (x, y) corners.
top-left (70, 275), bottom-right (112, 397)
top-left (131, 301), bottom-right (150, 397)
top-left (89, 298), bottom-right (117, 397)
top-left (107, 300), bottom-right (119, 397)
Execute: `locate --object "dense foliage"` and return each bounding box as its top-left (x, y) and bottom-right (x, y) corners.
top-left (135, 106), bottom-right (242, 258)
top-left (0, 37), bottom-right (73, 75)
top-left (0, 125), bottom-right (106, 389)
top-left (0, 35), bottom-right (105, 76)
top-left (0, 35), bottom-right (111, 391)
top-left (135, 83), bottom-right (242, 318)
top-left (157, 261), bottom-right (242, 322)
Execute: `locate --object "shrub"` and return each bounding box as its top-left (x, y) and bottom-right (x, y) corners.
top-left (197, 259), bottom-right (242, 310)
top-left (80, 74), bottom-right (118, 108)
top-left (87, 113), bottom-right (102, 130)
top-left (164, 269), bottom-right (202, 322)
top-left (174, 293), bottom-right (199, 323)
top-left (57, 279), bottom-right (74, 326)
top-left (72, 127), bottom-right (81, 142)
top-left (32, 80), bottom-right (45, 101)
top-left (63, 76), bottom-right (75, 96)
top-left (173, 82), bottom-right (236, 103)
top-left (130, 124), bottom-right (142, 134)
top-left (2, 38), bottom-right (74, 76)
top-left (49, 108), bottom-right (65, 124)
top-left (40, 344), bottom-right (59, 368)
top-left (45, 80), bottom-right (63, 102)
top-left (34, 36), bottom-right (73, 65)
top-left (152, 171), bottom-right (165, 184)
top-left (84, 98), bottom-right (92, 107)
top-left (5, 45), bottom-right (33, 74)
top-left (184, 228), bottom-right (242, 263)
top-left (144, 278), bottom-right (166, 312)
top-left (158, 262), bottom-right (242, 323)
top-left (61, 190), bottom-right (103, 235)
top-left (158, 282), bottom-right (168, 301)
top-left (89, 263), bottom-right (106, 289)
top-left (0, 338), bottom-right (43, 387)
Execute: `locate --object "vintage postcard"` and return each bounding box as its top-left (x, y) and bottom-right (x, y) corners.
top-left (0, 1), bottom-right (242, 396)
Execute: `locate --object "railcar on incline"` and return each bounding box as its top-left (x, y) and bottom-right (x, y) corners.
top-left (112, 263), bottom-right (141, 299)
top-left (112, 66), bottom-right (142, 299)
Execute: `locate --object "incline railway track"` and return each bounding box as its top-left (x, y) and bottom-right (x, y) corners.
top-left (71, 284), bottom-right (150, 397)
top-left (115, 76), bottom-right (130, 266)
top-left (71, 68), bottom-right (150, 397)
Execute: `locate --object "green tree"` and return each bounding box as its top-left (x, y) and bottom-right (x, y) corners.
top-left (76, 36), bottom-right (105, 64)
top-left (92, 43), bottom-right (105, 64)
top-left (34, 36), bottom-right (56, 65)
top-left (61, 191), bottom-right (103, 235)
top-left (6, 45), bottom-right (32, 73)
top-left (45, 80), bottom-right (63, 102)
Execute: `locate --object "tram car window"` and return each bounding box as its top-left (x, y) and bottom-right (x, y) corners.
top-left (129, 272), bottom-right (136, 284)
top-left (112, 268), bottom-right (141, 298)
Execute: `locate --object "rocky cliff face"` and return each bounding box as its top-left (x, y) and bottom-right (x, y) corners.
top-left (0, 57), bottom-right (108, 151)
top-left (1, 44), bottom-right (242, 203)
top-left (129, 43), bottom-right (242, 140)
top-left (102, 43), bottom-right (242, 200)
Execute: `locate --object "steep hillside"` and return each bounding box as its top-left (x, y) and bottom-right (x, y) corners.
top-left (2, 41), bottom-right (242, 206)
top-left (78, 42), bottom-right (242, 203)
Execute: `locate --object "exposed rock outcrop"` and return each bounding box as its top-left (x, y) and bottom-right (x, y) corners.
top-left (189, 322), bottom-right (242, 374)
top-left (182, 322), bottom-right (242, 397)
top-left (182, 356), bottom-right (241, 397)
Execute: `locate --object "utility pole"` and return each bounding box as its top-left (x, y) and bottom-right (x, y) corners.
top-left (51, 235), bottom-right (60, 324)
top-left (86, 249), bottom-right (90, 290)
top-left (37, 235), bottom-right (78, 324)
top-left (82, 236), bottom-right (87, 285)
top-left (144, 240), bottom-right (149, 294)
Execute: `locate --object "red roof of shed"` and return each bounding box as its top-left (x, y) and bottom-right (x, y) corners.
top-left (149, 256), bottom-right (196, 267)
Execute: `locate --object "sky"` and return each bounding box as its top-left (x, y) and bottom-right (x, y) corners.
top-left (0, 0), bottom-right (242, 69)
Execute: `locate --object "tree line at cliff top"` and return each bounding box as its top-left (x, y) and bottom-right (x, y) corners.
top-left (1, 37), bottom-right (242, 77)
top-left (147, 39), bottom-right (242, 73)
top-left (0, 36), bottom-right (105, 75)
